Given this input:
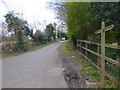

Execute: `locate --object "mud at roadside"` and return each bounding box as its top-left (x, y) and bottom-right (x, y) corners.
top-left (58, 51), bottom-right (87, 88)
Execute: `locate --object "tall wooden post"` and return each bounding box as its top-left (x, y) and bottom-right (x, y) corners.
top-left (80, 41), bottom-right (81, 52)
top-left (97, 45), bottom-right (100, 67)
top-left (100, 21), bottom-right (106, 88)
top-left (95, 21), bottom-right (114, 88)
top-left (77, 40), bottom-right (79, 51)
top-left (85, 42), bottom-right (88, 57)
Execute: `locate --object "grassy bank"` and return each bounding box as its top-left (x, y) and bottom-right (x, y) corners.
top-left (59, 41), bottom-right (118, 89)
top-left (2, 41), bottom-right (57, 58)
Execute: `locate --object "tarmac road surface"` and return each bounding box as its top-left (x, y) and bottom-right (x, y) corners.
top-left (3, 42), bottom-right (67, 88)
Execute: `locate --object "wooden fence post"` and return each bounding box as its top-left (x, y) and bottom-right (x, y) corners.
top-left (95, 22), bottom-right (114, 88)
top-left (80, 41), bottom-right (81, 52)
top-left (85, 42), bottom-right (88, 57)
top-left (77, 40), bottom-right (78, 51)
top-left (100, 21), bottom-right (106, 88)
top-left (97, 45), bottom-right (101, 67)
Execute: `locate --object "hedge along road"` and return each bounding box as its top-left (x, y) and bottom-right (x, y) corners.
top-left (2, 41), bottom-right (67, 88)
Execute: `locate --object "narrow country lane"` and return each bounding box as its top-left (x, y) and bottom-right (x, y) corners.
top-left (3, 42), bottom-right (67, 88)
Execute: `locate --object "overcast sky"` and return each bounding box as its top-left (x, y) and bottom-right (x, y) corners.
top-left (0, 0), bottom-right (56, 30)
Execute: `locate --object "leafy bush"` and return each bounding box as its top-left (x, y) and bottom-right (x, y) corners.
top-left (34, 30), bottom-right (47, 44)
top-left (14, 42), bottom-right (28, 52)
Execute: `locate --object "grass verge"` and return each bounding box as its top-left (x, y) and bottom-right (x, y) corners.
top-left (2, 41), bottom-right (57, 58)
top-left (59, 41), bottom-right (118, 88)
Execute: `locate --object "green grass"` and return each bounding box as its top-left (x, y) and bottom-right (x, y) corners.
top-left (59, 41), bottom-right (118, 88)
top-left (83, 61), bottom-right (92, 67)
top-left (2, 41), bottom-right (57, 58)
top-left (59, 41), bottom-right (101, 77)
top-left (59, 41), bottom-right (75, 56)
top-left (105, 85), bottom-right (118, 89)
top-left (81, 67), bottom-right (88, 71)
top-left (81, 67), bottom-right (94, 71)
top-left (1, 51), bottom-right (18, 58)
top-left (87, 71), bottom-right (101, 77)
top-left (29, 41), bottom-right (56, 52)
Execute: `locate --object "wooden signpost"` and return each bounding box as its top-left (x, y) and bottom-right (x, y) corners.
top-left (95, 22), bottom-right (114, 88)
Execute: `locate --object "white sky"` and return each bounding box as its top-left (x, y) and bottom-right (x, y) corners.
top-left (0, 0), bottom-right (56, 30)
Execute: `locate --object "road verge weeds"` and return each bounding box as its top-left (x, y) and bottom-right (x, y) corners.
top-left (58, 41), bottom-right (118, 89)
top-left (2, 41), bottom-right (57, 58)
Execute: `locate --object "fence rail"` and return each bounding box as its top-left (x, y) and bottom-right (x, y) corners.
top-left (79, 40), bottom-right (119, 49)
top-left (77, 40), bottom-right (120, 87)
top-left (77, 22), bottom-right (120, 88)
top-left (77, 40), bottom-right (119, 66)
